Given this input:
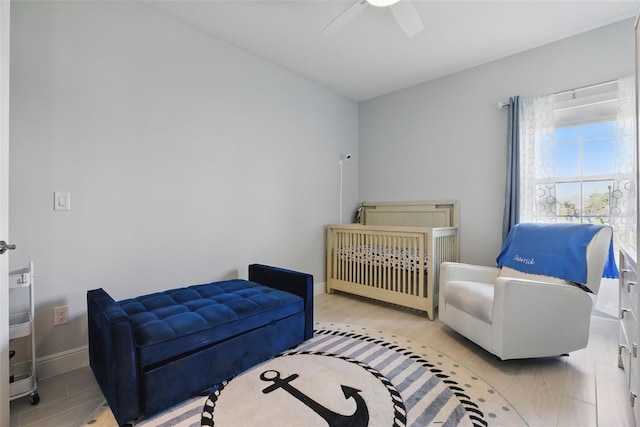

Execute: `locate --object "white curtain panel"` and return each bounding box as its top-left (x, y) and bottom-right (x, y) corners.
top-left (519, 94), bottom-right (556, 223)
top-left (613, 75), bottom-right (637, 249)
top-left (596, 76), bottom-right (636, 316)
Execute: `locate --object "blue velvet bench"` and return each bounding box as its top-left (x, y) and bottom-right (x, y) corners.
top-left (87, 264), bottom-right (313, 426)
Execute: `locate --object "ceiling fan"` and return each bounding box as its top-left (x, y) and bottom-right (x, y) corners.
top-left (322, 0), bottom-right (424, 37)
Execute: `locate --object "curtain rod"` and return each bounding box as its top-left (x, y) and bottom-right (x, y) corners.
top-left (553, 78), bottom-right (617, 97)
top-left (498, 78), bottom-right (619, 110)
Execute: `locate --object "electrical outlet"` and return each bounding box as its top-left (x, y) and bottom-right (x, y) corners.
top-left (54, 305), bottom-right (69, 326)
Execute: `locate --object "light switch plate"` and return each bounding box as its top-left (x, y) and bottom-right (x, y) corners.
top-left (54, 192), bottom-right (71, 211)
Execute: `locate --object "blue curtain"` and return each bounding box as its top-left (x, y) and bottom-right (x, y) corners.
top-left (502, 96), bottom-right (520, 242)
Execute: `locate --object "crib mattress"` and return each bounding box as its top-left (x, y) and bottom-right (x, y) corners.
top-left (336, 245), bottom-right (428, 272)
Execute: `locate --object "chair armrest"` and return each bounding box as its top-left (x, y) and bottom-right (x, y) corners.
top-left (87, 288), bottom-right (140, 425)
top-left (493, 277), bottom-right (593, 313)
top-left (491, 278), bottom-right (594, 359)
top-left (248, 264), bottom-right (314, 340)
top-left (440, 262), bottom-right (501, 284)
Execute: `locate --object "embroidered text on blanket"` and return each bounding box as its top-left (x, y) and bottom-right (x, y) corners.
top-left (513, 255), bottom-right (535, 265)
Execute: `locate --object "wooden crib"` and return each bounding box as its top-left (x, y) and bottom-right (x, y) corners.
top-left (326, 201), bottom-right (459, 320)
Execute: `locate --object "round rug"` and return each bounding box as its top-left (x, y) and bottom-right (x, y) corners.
top-left (200, 322), bottom-right (526, 427)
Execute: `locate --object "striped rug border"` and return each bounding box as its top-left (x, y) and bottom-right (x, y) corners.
top-left (308, 328), bottom-right (488, 427)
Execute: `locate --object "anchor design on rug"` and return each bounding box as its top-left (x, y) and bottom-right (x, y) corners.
top-left (260, 369), bottom-right (370, 427)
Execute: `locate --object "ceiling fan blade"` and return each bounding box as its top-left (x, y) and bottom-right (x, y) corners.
top-left (322, 0), bottom-right (369, 35)
top-left (390, 1), bottom-right (424, 37)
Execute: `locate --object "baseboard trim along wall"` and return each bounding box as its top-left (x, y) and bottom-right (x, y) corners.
top-left (36, 345), bottom-right (89, 380)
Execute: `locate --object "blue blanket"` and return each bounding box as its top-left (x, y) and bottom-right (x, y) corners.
top-left (496, 223), bottom-right (618, 285)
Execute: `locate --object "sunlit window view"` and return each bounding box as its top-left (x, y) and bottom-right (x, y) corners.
top-left (545, 121), bottom-right (620, 225)
top-left (521, 77), bottom-right (637, 252)
top-left (528, 106), bottom-right (635, 251)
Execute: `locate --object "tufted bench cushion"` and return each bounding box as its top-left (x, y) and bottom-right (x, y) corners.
top-left (119, 279), bottom-right (303, 367)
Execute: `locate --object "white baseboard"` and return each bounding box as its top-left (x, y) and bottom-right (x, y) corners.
top-left (36, 345), bottom-right (89, 380)
top-left (314, 281), bottom-right (326, 295)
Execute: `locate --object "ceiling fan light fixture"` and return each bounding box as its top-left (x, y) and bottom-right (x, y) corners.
top-left (366, 0), bottom-right (401, 7)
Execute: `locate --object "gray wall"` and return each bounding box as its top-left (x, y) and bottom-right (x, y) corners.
top-left (9, 1), bottom-right (358, 357)
top-left (359, 19), bottom-right (635, 266)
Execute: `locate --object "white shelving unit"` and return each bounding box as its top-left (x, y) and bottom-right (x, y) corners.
top-left (9, 261), bottom-right (39, 405)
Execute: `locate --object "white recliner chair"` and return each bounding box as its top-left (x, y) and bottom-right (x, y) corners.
top-left (439, 223), bottom-right (615, 360)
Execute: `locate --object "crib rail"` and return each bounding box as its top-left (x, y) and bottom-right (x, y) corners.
top-left (430, 227), bottom-right (459, 303)
top-left (326, 224), bottom-right (458, 319)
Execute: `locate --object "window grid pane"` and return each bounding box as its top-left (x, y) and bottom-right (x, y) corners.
top-left (549, 121), bottom-right (621, 225)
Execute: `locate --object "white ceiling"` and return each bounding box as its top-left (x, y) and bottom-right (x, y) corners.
top-left (143, 0), bottom-right (640, 101)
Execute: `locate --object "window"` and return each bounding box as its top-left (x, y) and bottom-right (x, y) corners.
top-left (545, 121), bottom-right (625, 224)
top-left (521, 78), bottom-right (636, 249)
top-left (507, 77), bottom-right (636, 317)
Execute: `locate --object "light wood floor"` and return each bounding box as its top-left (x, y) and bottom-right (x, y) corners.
top-left (9, 291), bottom-right (637, 426)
